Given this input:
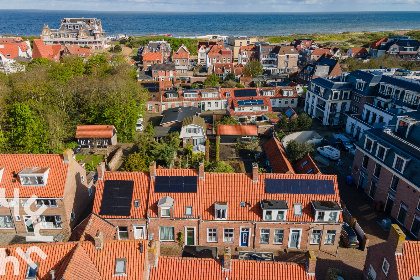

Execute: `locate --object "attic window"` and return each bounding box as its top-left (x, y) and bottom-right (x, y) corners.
top-left (115, 258), bottom-right (127, 276)
top-left (18, 167), bottom-right (50, 186)
top-left (293, 203), bottom-right (303, 216)
top-left (215, 202), bottom-right (228, 220)
top-left (134, 200), bottom-right (140, 208)
top-left (240, 202), bottom-right (246, 207)
top-left (25, 262), bottom-right (39, 280)
top-left (301, 161), bottom-right (308, 167)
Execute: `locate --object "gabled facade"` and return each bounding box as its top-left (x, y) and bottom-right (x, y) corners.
top-left (32, 39), bottom-right (63, 61)
top-left (237, 45), bottom-right (258, 65)
top-left (179, 116), bottom-right (207, 153)
top-left (172, 44), bottom-right (190, 67)
top-left (298, 57), bottom-right (342, 85)
top-left (206, 45), bottom-right (232, 70)
top-left (347, 47), bottom-right (368, 59)
top-left (75, 125), bottom-right (117, 148)
top-left (226, 36), bottom-right (258, 62)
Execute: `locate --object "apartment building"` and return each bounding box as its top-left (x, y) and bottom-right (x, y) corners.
top-left (206, 45), bottom-right (232, 70)
top-left (298, 57), bottom-right (342, 85)
top-left (351, 114), bottom-right (420, 239)
top-left (260, 86), bottom-right (298, 109)
top-left (138, 40), bottom-right (172, 63)
top-left (197, 41), bottom-right (218, 64)
top-left (238, 45), bottom-right (258, 65)
top-left (256, 44), bottom-right (278, 73)
top-left (276, 46), bottom-right (299, 73)
top-left (92, 162), bottom-right (343, 253)
top-left (226, 36), bottom-right (258, 62)
top-left (370, 36), bottom-right (420, 61)
top-left (0, 150), bottom-right (93, 235)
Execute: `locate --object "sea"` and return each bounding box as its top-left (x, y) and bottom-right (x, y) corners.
top-left (1, 10), bottom-right (420, 37)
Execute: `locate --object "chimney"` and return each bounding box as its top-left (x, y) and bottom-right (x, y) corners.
top-left (149, 161), bottom-right (156, 178)
top-left (94, 231), bottom-right (103, 250)
top-left (388, 224), bottom-right (406, 255)
top-left (198, 162), bottom-right (205, 180)
top-left (306, 250), bottom-right (316, 276)
top-left (50, 270), bottom-right (56, 280)
top-left (63, 149), bottom-right (74, 163)
top-left (147, 240), bottom-right (160, 267)
top-left (222, 247), bottom-right (231, 271)
top-left (97, 162), bottom-right (105, 180)
top-left (252, 163), bottom-right (258, 183)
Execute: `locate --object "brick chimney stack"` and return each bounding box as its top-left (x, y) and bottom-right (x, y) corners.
top-left (63, 149), bottom-right (74, 164)
top-left (252, 163), bottom-right (258, 183)
top-left (388, 224), bottom-right (406, 255)
top-left (97, 162), bottom-right (105, 180)
top-left (150, 161), bottom-right (156, 178)
top-left (198, 162), bottom-right (205, 180)
top-left (94, 231), bottom-right (103, 250)
top-left (306, 250), bottom-right (316, 276)
top-left (222, 247), bottom-right (231, 271)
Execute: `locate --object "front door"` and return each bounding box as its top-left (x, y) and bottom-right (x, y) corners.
top-left (289, 230), bottom-right (300, 249)
top-left (186, 227), bottom-right (195, 245)
top-left (201, 103), bottom-right (205, 111)
top-left (369, 181), bottom-right (377, 199)
top-left (133, 226), bottom-right (145, 239)
top-left (358, 173), bottom-right (367, 190)
top-left (385, 194), bottom-right (395, 215)
top-left (24, 216), bottom-right (34, 233)
top-left (240, 228), bottom-right (250, 247)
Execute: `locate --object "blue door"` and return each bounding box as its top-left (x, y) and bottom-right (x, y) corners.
top-left (240, 228), bottom-right (249, 247)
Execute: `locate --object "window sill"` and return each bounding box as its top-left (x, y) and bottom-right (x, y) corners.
top-left (273, 242), bottom-right (283, 245)
top-left (310, 242), bottom-right (321, 245)
top-left (113, 273), bottom-right (127, 277)
top-left (207, 240), bottom-right (218, 243)
top-left (389, 188), bottom-right (397, 193)
top-left (159, 240), bottom-right (175, 242)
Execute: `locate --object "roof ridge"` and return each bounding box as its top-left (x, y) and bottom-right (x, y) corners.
top-left (62, 243), bottom-right (101, 280)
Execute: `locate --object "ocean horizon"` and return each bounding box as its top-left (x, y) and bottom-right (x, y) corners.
top-left (1, 10), bottom-right (420, 37)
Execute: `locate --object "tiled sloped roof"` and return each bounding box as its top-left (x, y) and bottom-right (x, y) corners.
top-left (0, 42), bottom-right (27, 59)
top-left (93, 172), bottom-right (150, 219)
top-left (149, 256), bottom-right (315, 280)
top-left (350, 48), bottom-right (368, 56)
top-left (294, 154), bottom-right (321, 175)
top-left (143, 52), bottom-right (162, 61)
top-left (61, 243), bottom-right (101, 280)
top-left (147, 172), bottom-right (341, 222)
top-left (65, 44), bottom-right (91, 55)
top-left (277, 46), bottom-right (298, 55)
top-left (311, 49), bottom-right (332, 56)
top-left (172, 44), bottom-right (190, 59)
top-left (264, 137), bottom-right (295, 174)
top-left (32, 39), bottom-right (62, 61)
top-left (207, 45), bottom-right (230, 57)
top-left (75, 125), bottom-right (115, 139)
top-left (228, 96), bottom-right (273, 116)
top-left (213, 63), bottom-right (234, 74)
top-left (217, 124), bottom-right (258, 136)
top-left (0, 154), bottom-right (69, 198)
top-left (70, 213), bottom-right (117, 241)
top-left (370, 37), bottom-right (389, 49)
top-left (396, 241), bottom-right (420, 280)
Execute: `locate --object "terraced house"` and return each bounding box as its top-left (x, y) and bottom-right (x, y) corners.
top-left (0, 150), bottom-right (93, 236)
top-left (351, 112), bottom-right (420, 240)
top-left (92, 162), bottom-right (344, 253)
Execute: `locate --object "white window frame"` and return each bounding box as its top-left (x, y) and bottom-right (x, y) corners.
top-left (392, 155), bottom-right (408, 173)
top-left (207, 228), bottom-right (218, 243)
top-left (39, 215), bottom-right (62, 229)
top-left (25, 262), bottom-right (39, 279)
top-left (293, 203), bottom-right (303, 216)
top-left (259, 229), bottom-right (270, 244)
top-left (364, 137), bottom-right (374, 152)
top-left (324, 230), bottom-right (336, 245)
top-left (185, 206), bottom-right (193, 216)
top-left (114, 258), bottom-right (127, 276)
top-left (223, 228), bottom-right (234, 243)
top-left (382, 258), bottom-right (389, 276)
top-left (117, 226), bottom-right (129, 240)
top-left (310, 229), bottom-right (322, 244)
top-left (273, 229), bottom-right (284, 244)
top-left (0, 215), bottom-right (14, 229)
top-left (161, 207), bottom-right (171, 218)
top-left (159, 226), bottom-right (175, 241)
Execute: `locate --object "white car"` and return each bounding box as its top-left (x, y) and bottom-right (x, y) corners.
top-left (136, 118), bottom-right (144, 132)
top-left (317, 145), bottom-right (340, 160)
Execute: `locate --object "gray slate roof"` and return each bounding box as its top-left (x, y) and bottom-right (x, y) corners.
top-left (160, 106), bottom-right (201, 125)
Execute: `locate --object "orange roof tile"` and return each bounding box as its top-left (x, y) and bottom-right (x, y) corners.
top-left (294, 154), bottom-right (321, 175)
top-left (32, 39), bottom-right (62, 61)
top-left (228, 96), bottom-right (273, 116)
top-left (65, 44), bottom-right (91, 56)
top-left (149, 256), bottom-right (315, 280)
top-left (0, 42), bottom-right (29, 59)
top-left (143, 52), bottom-right (162, 62)
top-left (61, 243), bottom-right (102, 280)
top-left (370, 37), bottom-right (389, 49)
top-left (0, 154), bottom-right (69, 198)
top-left (264, 137), bottom-right (295, 174)
top-left (311, 49), bottom-right (332, 56)
top-left (213, 63), bottom-right (234, 74)
top-left (93, 172), bottom-right (149, 219)
top-left (396, 241), bottom-right (420, 280)
top-left (172, 44), bottom-right (190, 59)
top-left (217, 124), bottom-right (258, 136)
top-left (349, 48), bottom-right (368, 56)
top-left (70, 213), bottom-right (117, 241)
top-left (75, 125), bottom-right (115, 139)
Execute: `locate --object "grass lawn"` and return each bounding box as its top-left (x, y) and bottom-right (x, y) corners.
top-left (75, 155), bottom-right (88, 162)
top-left (75, 155), bottom-right (104, 171)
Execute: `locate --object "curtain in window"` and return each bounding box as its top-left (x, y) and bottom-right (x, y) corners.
top-left (160, 227), bottom-right (174, 241)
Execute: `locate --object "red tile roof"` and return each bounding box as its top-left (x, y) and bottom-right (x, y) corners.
top-left (93, 172), bottom-right (150, 219)
top-left (172, 44), bottom-right (190, 59)
top-left (311, 49), bottom-right (333, 57)
top-left (65, 44), bottom-right (91, 56)
top-left (370, 37), bottom-right (389, 49)
top-left (75, 125), bottom-right (115, 139)
top-left (294, 154), bottom-right (321, 175)
top-left (213, 63), bottom-right (234, 74)
top-left (70, 213), bottom-right (117, 241)
top-left (149, 256), bottom-right (315, 280)
top-left (0, 154), bottom-right (69, 198)
top-left (228, 96), bottom-right (273, 116)
top-left (396, 241), bottom-right (420, 280)
top-left (217, 124), bottom-right (258, 136)
top-left (264, 137), bottom-right (295, 174)
top-left (349, 48), bottom-right (368, 57)
top-left (0, 42), bottom-right (29, 59)
top-left (207, 45), bottom-right (231, 57)
top-left (32, 39), bottom-right (62, 61)
top-left (239, 45), bottom-right (257, 52)
top-left (143, 52), bottom-right (162, 62)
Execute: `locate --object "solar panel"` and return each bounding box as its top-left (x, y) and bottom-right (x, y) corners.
top-left (99, 180), bottom-right (134, 216)
top-left (237, 100), bottom-right (264, 106)
top-left (265, 179), bottom-right (335, 195)
top-left (234, 89), bottom-right (257, 97)
top-left (155, 176), bottom-right (198, 193)
top-left (285, 108), bottom-right (295, 118)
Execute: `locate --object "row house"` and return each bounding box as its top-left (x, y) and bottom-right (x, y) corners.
top-left (172, 44), bottom-right (190, 76)
top-left (138, 40), bottom-right (171, 63)
top-left (290, 39), bottom-right (317, 52)
top-left (351, 114), bottom-right (420, 240)
top-left (226, 36), bottom-right (258, 62)
top-left (304, 77), bottom-right (352, 126)
top-left (363, 224), bottom-right (420, 280)
top-left (40, 18), bottom-right (106, 49)
top-left (151, 63), bottom-right (176, 82)
top-left (206, 45), bottom-right (232, 70)
top-left (370, 36), bottom-right (420, 61)
top-left (197, 41), bottom-right (218, 64)
top-left (345, 70), bottom-right (420, 140)
top-left (228, 96), bottom-right (273, 122)
top-left (159, 89), bottom-right (225, 112)
top-left (276, 46), bottom-right (299, 73)
top-left (142, 52), bottom-right (163, 69)
top-left (298, 57), bottom-right (342, 85)
top-left (260, 86), bottom-right (298, 109)
top-left (213, 63), bottom-right (243, 80)
top-left (256, 44), bottom-right (278, 73)
top-left (0, 150), bottom-right (93, 236)
top-left (92, 163), bottom-right (343, 253)
top-left (237, 45), bottom-right (258, 65)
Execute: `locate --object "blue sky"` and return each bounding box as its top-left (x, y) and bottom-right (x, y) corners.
top-left (1, 0), bottom-right (420, 12)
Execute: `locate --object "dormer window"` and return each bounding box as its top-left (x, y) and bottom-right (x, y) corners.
top-left (356, 80), bottom-right (365, 91)
top-left (157, 196), bottom-right (174, 218)
top-left (376, 144), bottom-right (388, 161)
top-left (312, 201), bottom-right (342, 222)
top-left (261, 200), bottom-right (288, 221)
top-left (393, 155), bottom-right (409, 173)
top-left (18, 167), bottom-right (49, 186)
top-left (364, 137), bottom-right (374, 152)
top-left (166, 92), bottom-right (178, 99)
top-left (215, 202), bottom-right (228, 220)
top-left (114, 258), bottom-right (126, 276)
top-left (25, 262), bottom-right (39, 280)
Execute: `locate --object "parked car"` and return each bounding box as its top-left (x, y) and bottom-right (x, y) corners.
top-left (73, 145), bottom-right (82, 154)
top-left (334, 133), bottom-right (353, 151)
top-left (317, 145), bottom-right (340, 160)
top-left (340, 223), bottom-right (360, 248)
top-left (136, 118), bottom-right (144, 132)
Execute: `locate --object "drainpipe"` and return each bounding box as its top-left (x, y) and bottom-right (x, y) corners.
top-left (7, 199), bottom-right (18, 234)
top-left (198, 215), bottom-right (201, 246)
top-left (253, 222), bottom-right (257, 249)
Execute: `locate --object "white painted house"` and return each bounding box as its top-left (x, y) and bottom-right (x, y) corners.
top-left (179, 116), bottom-right (207, 154)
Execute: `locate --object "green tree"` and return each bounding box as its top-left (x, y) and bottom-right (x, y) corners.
top-left (62, 55), bottom-right (85, 76)
top-left (289, 115), bottom-right (299, 132)
top-left (215, 116), bottom-right (239, 131)
top-left (203, 74), bottom-right (220, 88)
top-left (205, 161), bottom-right (235, 173)
top-left (243, 60), bottom-right (263, 78)
top-left (235, 83), bottom-right (245, 88)
top-left (124, 152), bottom-right (148, 171)
top-left (225, 72), bottom-right (236, 81)
top-left (286, 140), bottom-right (314, 163)
top-left (220, 80), bottom-right (236, 88)
top-left (190, 83), bottom-right (199, 89)
top-left (85, 54), bottom-right (109, 75)
top-left (110, 44), bottom-right (123, 53)
top-left (297, 113), bottom-right (312, 130)
top-left (278, 114), bottom-right (288, 130)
